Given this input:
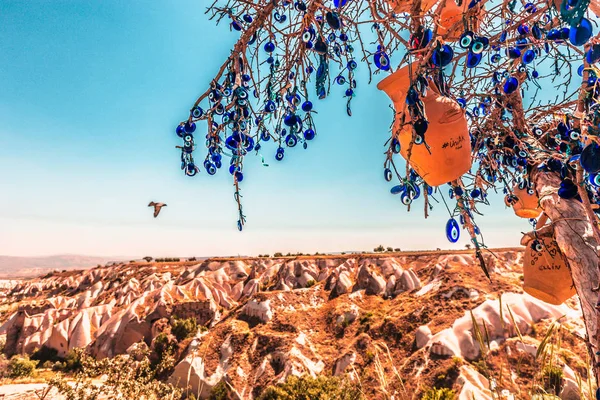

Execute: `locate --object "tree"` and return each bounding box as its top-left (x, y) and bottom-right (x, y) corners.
top-left (374, 245), bottom-right (385, 253)
top-left (175, 0), bottom-right (600, 382)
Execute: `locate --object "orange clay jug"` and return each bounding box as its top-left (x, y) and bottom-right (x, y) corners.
top-left (377, 62), bottom-right (471, 186)
top-left (510, 186), bottom-right (542, 219)
top-left (389, 0), bottom-right (482, 41)
top-left (521, 234), bottom-right (575, 305)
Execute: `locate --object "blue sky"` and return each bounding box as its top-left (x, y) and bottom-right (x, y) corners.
top-left (0, 1), bottom-right (532, 257)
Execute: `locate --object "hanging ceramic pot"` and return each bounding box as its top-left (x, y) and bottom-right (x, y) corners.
top-left (377, 62), bottom-right (472, 186)
top-left (388, 0), bottom-right (483, 41)
top-left (510, 186), bottom-right (542, 218)
top-left (521, 234), bottom-right (576, 305)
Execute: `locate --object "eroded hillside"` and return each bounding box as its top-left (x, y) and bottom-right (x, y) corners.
top-left (0, 250), bottom-right (592, 399)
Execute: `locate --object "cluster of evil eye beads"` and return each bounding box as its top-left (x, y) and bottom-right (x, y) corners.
top-left (175, 0), bottom-right (600, 245)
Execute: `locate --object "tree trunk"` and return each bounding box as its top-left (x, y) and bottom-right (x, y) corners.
top-left (533, 170), bottom-right (600, 382)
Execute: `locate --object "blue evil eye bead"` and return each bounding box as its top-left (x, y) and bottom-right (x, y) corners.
top-left (275, 147), bottom-right (285, 161)
top-left (559, 27), bottom-right (570, 40)
top-left (185, 164), bottom-right (197, 176)
top-left (471, 38), bottom-right (486, 54)
top-left (264, 100), bottom-right (276, 112)
top-left (206, 163), bottom-right (217, 175)
top-left (176, 124), bottom-right (185, 137)
top-left (302, 101), bottom-right (313, 112)
top-left (183, 134), bottom-right (193, 143)
top-left (264, 41), bottom-right (275, 52)
top-left (391, 184), bottom-right (405, 195)
top-left (459, 31), bottom-right (474, 49)
top-left (431, 45), bottom-right (454, 67)
top-left (231, 21), bottom-right (242, 31)
top-left (191, 107), bottom-right (204, 118)
top-left (578, 64), bottom-right (585, 76)
top-left (409, 185), bottom-right (421, 200)
top-left (374, 51), bottom-right (390, 71)
top-left (532, 70), bottom-right (539, 78)
top-left (547, 28), bottom-right (561, 41)
top-left (569, 130), bottom-right (581, 141)
top-left (522, 49), bottom-right (535, 64)
top-left (314, 39), bottom-right (328, 54)
top-left (400, 190), bottom-right (412, 205)
top-left (467, 52), bottom-right (482, 68)
top-left (500, 31), bottom-right (507, 43)
top-left (384, 168), bottom-right (393, 182)
top-left (532, 126), bottom-right (543, 136)
top-left (517, 24), bottom-right (530, 35)
top-left (261, 130), bottom-right (270, 141)
top-left (304, 128), bottom-right (315, 140)
top-left (532, 24), bottom-right (542, 40)
top-left (215, 160), bottom-right (222, 169)
top-left (237, 220), bottom-right (243, 232)
top-left (333, 0), bottom-right (348, 8)
top-left (491, 54), bottom-right (501, 63)
top-left (507, 47), bottom-right (521, 59)
top-left (503, 77), bottom-right (519, 94)
top-left (302, 30), bottom-right (314, 43)
top-left (531, 239), bottom-right (543, 252)
top-left (234, 171), bottom-right (244, 182)
top-left (446, 218), bottom-right (460, 243)
top-left (391, 138), bottom-right (401, 153)
top-left (184, 121), bottom-right (196, 133)
top-left (413, 119), bottom-right (428, 135)
top-left (581, 142), bottom-right (600, 173)
top-left (325, 11), bottom-right (341, 30)
top-left (328, 33), bottom-right (337, 42)
top-left (457, 98), bottom-right (467, 108)
top-left (454, 186), bottom-right (464, 196)
top-left (336, 75), bottom-right (346, 85)
top-left (570, 18), bottom-right (593, 46)
top-left (470, 188), bottom-right (481, 198)
top-left (339, 33), bottom-right (348, 41)
top-left (285, 134), bottom-right (298, 147)
top-left (586, 44), bottom-right (600, 64)
top-left (243, 14), bottom-right (253, 23)
top-left (558, 179), bottom-right (578, 199)
top-left (295, 1), bottom-right (307, 11)
top-left (589, 174), bottom-right (600, 187)
top-left (524, 2), bottom-right (536, 12)
top-left (347, 59), bottom-right (358, 70)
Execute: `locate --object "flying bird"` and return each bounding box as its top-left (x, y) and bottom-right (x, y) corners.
top-left (148, 202), bottom-right (167, 218)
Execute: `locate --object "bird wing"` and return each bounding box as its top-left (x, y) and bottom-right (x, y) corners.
top-left (154, 206), bottom-right (160, 218)
top-left (148, 202), bottom-right (156, 207)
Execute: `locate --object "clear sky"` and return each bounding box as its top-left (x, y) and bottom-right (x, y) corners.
top-left (0, 1), bottom-right (532, 258)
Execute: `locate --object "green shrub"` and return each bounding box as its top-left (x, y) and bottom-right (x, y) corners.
top-left (421, 387), bottom-right (456, 400)
top-left (274, 252), bottom-right (283, 257)
top-left (171, 317), bottom-right (198, 342)
top-left (49, 346), bottom-right (181, 399)
top-left (7, 355), bottom-right (38, 378)
top-left (209, 380), bottom-right (231, 400)
top-left (63, 348), bottom-right (84, 372)
top-left (31, 345), bottom-right (59, 364)
top-left (258, 374), bottom-right (362, 400)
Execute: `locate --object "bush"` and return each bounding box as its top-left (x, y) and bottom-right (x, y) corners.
top-left (258, 375), bottom-right (362, 400)
top-left (374, 245), bottom-right (385, 252)
top-left (386, 247), bottom-right (394, 252)
top-left (31, 345), bottom-right (59, 365)
top-left (306, 280), bottom-right (316, 288)
top-left (154, 333), bottom-right (177, 360)
top-left (209, 380), bottom-right (231, 400)
top-left (394, 248), bottom-right (401, 252)
top-left (143, 256), bottom-right (153, 262)
top-left (274, 252), bottom-right (283, 257)
top-left (7, 355), bottom-right (38, 378)
top-left (49, 347), bottom-right (181, 399)
top-left (171, 317), bottom-right (198, 342)
top-left (63, 348), bottom-right (84, 372)
top-left (421, 388), bottom-right (456, 400)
